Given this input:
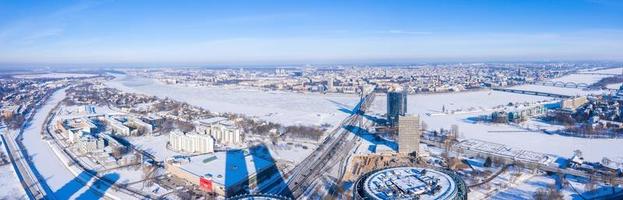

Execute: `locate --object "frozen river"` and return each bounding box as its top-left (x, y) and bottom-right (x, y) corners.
top-left (107, 68), bottom-right (623, 162)
top-left (106, 74), bottom-right (360, 127)
top-left (19, 89), bottom-right (105, 199)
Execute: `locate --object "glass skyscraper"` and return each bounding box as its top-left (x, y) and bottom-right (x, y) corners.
top-left (387, 87), bottom-right (407, 126)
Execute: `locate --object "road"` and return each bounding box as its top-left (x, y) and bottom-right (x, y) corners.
top-left (1, 129), bottom-right (49, 199)
top-left (491, 88), bottom-right (572, 98)
top-left (276, 90), bottom-right (376, 198)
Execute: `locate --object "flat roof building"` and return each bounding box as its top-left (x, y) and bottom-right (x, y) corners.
top-left (353, 166), bottom-right (467, 200)
top-left (398, 115), bottom-right (420, 154)
top-left (165, 150), bottom-right (275, 197)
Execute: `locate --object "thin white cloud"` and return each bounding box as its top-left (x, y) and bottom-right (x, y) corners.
top-left (386, 30), bottom-right (433, 35)
top-left (0, 29), bottom-right (621, 65)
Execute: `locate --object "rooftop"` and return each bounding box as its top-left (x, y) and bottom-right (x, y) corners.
top-left (456, 139), bottom-right (558, 165)
top-left (360, 167), bottom-right (462, 200)
top-left (172, 150), bottom-right (274, 187)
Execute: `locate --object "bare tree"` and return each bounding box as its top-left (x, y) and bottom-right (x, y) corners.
top-left (142, 165), bottom-right (155, 188)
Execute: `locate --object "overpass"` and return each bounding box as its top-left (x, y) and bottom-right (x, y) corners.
top-left (492, 88), bottom-right (572, 98)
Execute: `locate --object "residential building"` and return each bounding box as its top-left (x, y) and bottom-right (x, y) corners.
top-left (169, 130), bottom-right (215, 154)
top-left (105, 116), bottom-right (131, 136)
top-left (560, 96), bottom-right (589, 111)
top-left (196, 117), bottom-right (243, 145)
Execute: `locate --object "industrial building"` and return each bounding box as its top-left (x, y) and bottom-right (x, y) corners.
top-left (165, 150), bottom-right (275, 197)
top-left (353, 166), bottom-right (467, 200)
top-left (398, 115), bottom-right (421, 154)
top-left (387, 86), bottom-right (407, 126)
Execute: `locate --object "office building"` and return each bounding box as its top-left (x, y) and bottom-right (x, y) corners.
top-left (387, 86), bottom-right (407, 126)
top-left (398, 115), bottom-right (420, 154)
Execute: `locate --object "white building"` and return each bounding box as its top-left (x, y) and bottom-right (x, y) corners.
top-left (78, 134), bottom-right (105, 154)
top-left (105, 116), bottom-right (131, 136)
top-left (56, 117), bottom-right (97, 143)
top-left (195, 117), bottom-right (243, 146)
top-left (169, 130), bottom-right (215, 154)
top-left (126, 117), bottom-right (153, 135)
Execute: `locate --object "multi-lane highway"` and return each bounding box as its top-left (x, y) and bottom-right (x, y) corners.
top-left (277, 90), bottom-right (377, 198)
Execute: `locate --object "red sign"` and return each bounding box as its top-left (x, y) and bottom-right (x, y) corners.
top-left (199, 177), bottom-right (213, 192)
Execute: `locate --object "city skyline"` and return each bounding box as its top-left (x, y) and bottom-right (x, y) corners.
top-left (1, 0), bottom-right (622, 67)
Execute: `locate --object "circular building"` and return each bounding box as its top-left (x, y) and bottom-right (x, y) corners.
top-left (353, 167), bottom-right (467, 200)
top-left (228, 193), bottom-right (292, 200)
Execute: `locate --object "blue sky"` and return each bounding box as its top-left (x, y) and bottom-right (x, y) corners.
top-left (0, 0), bottom-right (622, 66)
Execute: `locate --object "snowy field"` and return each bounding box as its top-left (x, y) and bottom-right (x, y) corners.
top-left (105, 74), bottom-right (360, 127)
top-left (12, 73), bottom-right (96, 79)
top-left (489, 172), bottom-right (622, 200)
top-left (106, 69), bottom-right (623, 162)
top-left (126, 135), bottom-right (178, 161)
top-left (0, 129), bottom-right (27, 200)
top-left (606, 83), bottom-right (622, 90)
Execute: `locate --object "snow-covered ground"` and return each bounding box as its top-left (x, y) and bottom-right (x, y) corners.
top-left (107, 69), bottom-right (623, 163)
top-left (550, 73), bottom-right (609, 84)
top-left (126, 135), bottom-right (178, 161)
top-left (490, 172), bottom-right (623, 200)
top-left (0, 129), bottom-right (28, 200)
top-left (18, 89), bottom-right (106, 199)
top-left (370, 91), bottom-right (623, 162)
top-left (12, 73), bottom-right (96, 79)
top-left (370, 69), bottom-right (623, 162)
top-left (105, 74), bottom-right (359, 127)
top-left (606, 83), bottom-right (622, 90)
top-left (264, 140), bottom-right (317, 164)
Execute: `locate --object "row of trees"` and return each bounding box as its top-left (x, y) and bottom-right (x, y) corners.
top-left (0, 114), bottom-right (25, 130)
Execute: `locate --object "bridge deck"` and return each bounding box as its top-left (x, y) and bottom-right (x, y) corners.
top-left (492, 88), bottom-right (572, 98)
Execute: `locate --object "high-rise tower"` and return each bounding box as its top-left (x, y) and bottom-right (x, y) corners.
top-left (398, 115), bottom-right (420, 154)
top-left (387, 86), bottom-right (407, 126)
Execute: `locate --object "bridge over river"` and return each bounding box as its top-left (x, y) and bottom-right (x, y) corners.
top-left (492, 88), bottom-right (572, 98)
